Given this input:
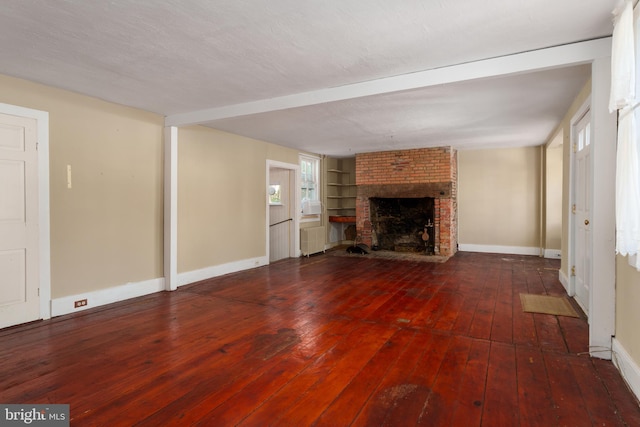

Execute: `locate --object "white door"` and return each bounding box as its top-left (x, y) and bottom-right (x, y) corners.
top-left (269, 168), bottom-right (292, 262)
top-left (573, 110), bottom-right (591, 315)
top-left (0, 112), bottom-right (39, 329)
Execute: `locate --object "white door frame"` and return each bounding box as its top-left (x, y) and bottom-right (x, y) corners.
top-left (266, 160), bottom-right (300, 261)
top-left (587, 57), bottom-right (617, 358)
top-left (568, 97), bottom-right (591, 299)
top-left (566, 59), bottom-right (616, 359)
top-left (164, 126), bottom-right (178, 291)
top-left (0, 102), bottom-right (51, 322)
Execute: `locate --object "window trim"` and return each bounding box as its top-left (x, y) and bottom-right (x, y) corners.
top-left (299, 154), bottom-right (321, 221)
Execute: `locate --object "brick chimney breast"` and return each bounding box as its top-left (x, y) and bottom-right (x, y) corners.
top-left (355, 147), bottom-right (457, 257)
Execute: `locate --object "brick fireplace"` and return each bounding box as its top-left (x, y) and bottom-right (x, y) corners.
top-left (355, 147), bottom-right (457, 257)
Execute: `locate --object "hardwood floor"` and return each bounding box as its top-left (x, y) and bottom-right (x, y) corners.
top-left (2, 251), bottom-right (639, 426)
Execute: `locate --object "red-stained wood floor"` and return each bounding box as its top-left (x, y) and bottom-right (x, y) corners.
top-left (1, 251), bottom-right (639, 426)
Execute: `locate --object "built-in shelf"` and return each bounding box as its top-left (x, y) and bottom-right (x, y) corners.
top-left (329, 215), bottom-right (356, 223)
top-left (325, 159), bottom-right (357, 245)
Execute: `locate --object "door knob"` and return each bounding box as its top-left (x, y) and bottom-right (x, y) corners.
top-left (585, 219), bottom-right (590, 225)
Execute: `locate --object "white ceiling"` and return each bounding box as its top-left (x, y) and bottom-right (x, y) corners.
top-left (0, 1), bottom-right (614, 156)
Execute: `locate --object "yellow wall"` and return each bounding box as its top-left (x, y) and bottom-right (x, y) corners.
top-left (545, 139), bottom-right (563, 251)
top-left (0, 73), bottom-right (304, 298)
top-left (616, 256), bottom-right (640, 362)
top-left (0, 74), bottom-right (164, 298)
top-left (177, 126), bottom-right (299, 272)
top-left (458, 146), bottom-right (541, 248)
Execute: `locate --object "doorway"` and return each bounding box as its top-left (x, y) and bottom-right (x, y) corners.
top-left (267, 161), bottom-right (300, 262)
top-left (571, 108), bottom-right (592, 315)
top-left (564, 61), bottom-right (617, 359)
top-left (0, 104), bottom-right (50, 328)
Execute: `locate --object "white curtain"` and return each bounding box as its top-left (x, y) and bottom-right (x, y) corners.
top-left (611, 0), bottom-right (640, 270)
top-left (610, 0), bottom-right (636, 112)
top-left (616, 108), bottom-right (640, 266)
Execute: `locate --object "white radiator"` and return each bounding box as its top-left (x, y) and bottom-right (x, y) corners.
top-left (301, 226), bottom-right (325, 257)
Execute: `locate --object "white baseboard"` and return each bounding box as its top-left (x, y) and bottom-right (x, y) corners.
top-left (612, 338), bottom-right (640, 403)
top-left (177, 255), bottom-right (269, 287)
top-left (544, 249), bottom-right (562, 259)
top-left (50, 256), bottom-right (269, 317)
top-left (51, 277), bottom-right (165, 317)
top-left (458, 244), bottom-right (540, 256)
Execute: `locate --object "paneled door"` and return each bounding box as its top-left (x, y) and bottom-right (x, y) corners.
top-left (0, 112), bottom-right (39, 329)
top-left (573, 109), bottom-right (591, 315)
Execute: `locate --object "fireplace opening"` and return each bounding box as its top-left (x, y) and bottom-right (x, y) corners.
top-left (370, 197), bottom-right (435, 254)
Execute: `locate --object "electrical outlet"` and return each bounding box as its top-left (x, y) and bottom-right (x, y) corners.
top-left (74, 299), bottom-right (87, 308)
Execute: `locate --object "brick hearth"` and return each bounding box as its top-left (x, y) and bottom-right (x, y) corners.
top-left (355, 147), bottom-right (457, 256)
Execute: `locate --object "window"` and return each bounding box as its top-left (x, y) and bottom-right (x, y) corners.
top-left (300, 155), bottom-right (319, 202)
top-left (300, 154), bottom-right (320, 218)
top-left (577, 122), bottom-right (591, 152)
top-left (268, 184), bottom-right (282, 205)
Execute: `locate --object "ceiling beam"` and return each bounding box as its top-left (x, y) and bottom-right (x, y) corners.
top-left (165, 37), bottom-right (612, 127)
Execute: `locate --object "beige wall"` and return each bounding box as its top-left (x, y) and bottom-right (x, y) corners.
top-left (545, 138), bottom-right (563, 251)
top-left (0, 74), bottom-right (164, 298)
top-left (177, 125), bottom-right (301, 273)
top-left (0, 73), bottom-right (305, 298)
top-left (458, 147), bottom-right (541, 248)
top-left (266, 144), bottom-right (300, 166)
top-left (616, 256), bottom-right (640, 362)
